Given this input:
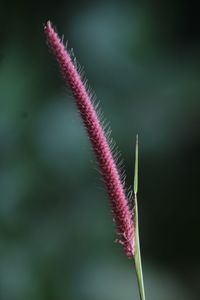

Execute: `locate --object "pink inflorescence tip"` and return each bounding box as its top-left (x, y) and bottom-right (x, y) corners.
top-left (44, 21), bottom-right (135, 258)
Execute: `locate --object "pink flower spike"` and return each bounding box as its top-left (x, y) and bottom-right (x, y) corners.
top-left (44, 21), bottom-right (135, 258)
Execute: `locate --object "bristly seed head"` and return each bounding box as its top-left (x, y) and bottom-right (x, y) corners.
top-left (44, 21), bottom-right (135, 258)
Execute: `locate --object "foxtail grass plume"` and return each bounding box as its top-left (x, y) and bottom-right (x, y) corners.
top-left (44, 21), bottom-right (135, 258)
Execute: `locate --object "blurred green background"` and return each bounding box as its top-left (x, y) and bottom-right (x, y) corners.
top-left (0, 1), bottom-right (199, 299)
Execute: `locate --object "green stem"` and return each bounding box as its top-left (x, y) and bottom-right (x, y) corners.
top-left (133, 135), bottom-right (146, 300)
top-left (134, 193), bottom-right (146, 300)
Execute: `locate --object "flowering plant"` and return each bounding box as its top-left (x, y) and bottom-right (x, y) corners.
top-left (44, 21), bottom-right (145, 300)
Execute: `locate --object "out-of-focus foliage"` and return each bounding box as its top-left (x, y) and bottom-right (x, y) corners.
top-left (0, 1), bottom-right (199, 299)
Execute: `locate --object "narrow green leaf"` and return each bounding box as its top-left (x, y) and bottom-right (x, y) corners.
top-left (134, 135), bottom-right (146, 300)
top-left (134, 134), bottom-right (139, 195)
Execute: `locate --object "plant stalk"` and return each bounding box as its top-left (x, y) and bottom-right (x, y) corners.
top-left (133, 135), bottom-right (146, 300)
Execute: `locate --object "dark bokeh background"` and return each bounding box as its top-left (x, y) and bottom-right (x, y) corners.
top-left (0, 1), bottom-right (199, 299)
